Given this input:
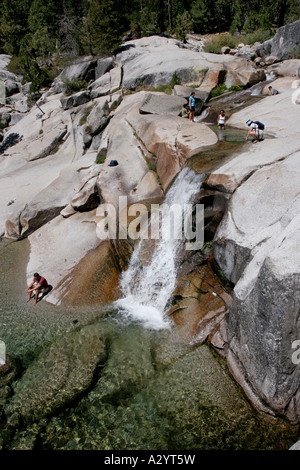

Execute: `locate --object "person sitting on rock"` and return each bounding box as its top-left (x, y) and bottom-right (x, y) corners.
top-left (26, 273), bottom-right (49, 305)
top-left (268, 85), bottom-right (279, 95)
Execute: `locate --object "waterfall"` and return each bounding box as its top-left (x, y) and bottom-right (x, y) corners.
top-left (114, 167), bottom-right (203, 330)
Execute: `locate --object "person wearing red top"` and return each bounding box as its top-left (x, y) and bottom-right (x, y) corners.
top-left (26, 273), bottom-right (49, 305)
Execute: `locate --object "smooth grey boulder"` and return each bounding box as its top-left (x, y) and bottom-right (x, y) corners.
top-left (50, 59), bottom-right (97, 95)
top-left (60, 91), bottom-right (91, 110)
top-left (255, 39), bottom-right (272, 58)
top-left (271, 19), bottom-right (300, 60)
top-left (268, 59), bottom-right (300, 77)
top-left (196, 67), bottom-right (224, 101)
top-left (28, 125), bottom-right (68, 161)
top-left (84, 97), bottom-right (110, 137)
top-left (95, 57), bottom-right (115, 80)
top-left (6, 92), bottom-right (29, 113)
top-left (212, 148), bottom-right (300, 421)
top-left (209, 83), bottom-right (300, 422)
top-left (71, 175), bottom-right (100, 212)
top-left (89, 67), bottom-right (122, 99)
top-left (0, 54), bottom-right (11, 70)
top-left (0, 70), bottom-right (22, 83)
top-left (224, 61), bottom-right (266, 88)
top-left (0, 113), bottom-right (11, 129)
top-left (256, 20), bottom-right (300, 60)
top-left (60, 58), bottom-right (97, 83)
top-left (9, 112), bottom-right (25, 127)
top-left (5, 80), bottom-right (20, 96)
top-left (139, 93), bottom-right (187, 115)
top-left (89, 73), bottom-right (111, 98)
top-left (5, 166), bottom-right (81, 239)
top-left (264, 55), bottom-right (278, 65)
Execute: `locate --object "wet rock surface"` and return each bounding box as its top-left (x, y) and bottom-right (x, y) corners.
top-left (0, 30), bottom-right (299, 450)
top-left (5, 324), bottom-right (108, 424)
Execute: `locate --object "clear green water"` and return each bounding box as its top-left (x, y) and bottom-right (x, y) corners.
top-left (188, 124), bottom-right (271, 175)
top-left (0, 238), bottom-right (298, 450)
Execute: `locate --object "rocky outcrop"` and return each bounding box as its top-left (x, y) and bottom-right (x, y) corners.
top-left (51, 57), bottom-right (97, 94)
top-left (139, 93), bottom-right (187, 115)
top-left (0, 55), bottom-right (30, 131)
top-left (256, 20), bottom-right (300, 61)
top-left (207, 77), bottom-right (300, 422)
top-left (224, 60), bottom-right (266, 88)
top-left (0, 33), bottom-right (299, 427)
top-left (116, 36), bottom-right (265, 92)
top-left (97, 91), bottom-right (217, 202)
top-left (95, 57), bottom-right (115, 80)
top-left (89, 66), bottom-right (122, 99)
top-left (267, 59), bottom-right (300, 78)
top-left (60, 90), bottom-right (91, 110)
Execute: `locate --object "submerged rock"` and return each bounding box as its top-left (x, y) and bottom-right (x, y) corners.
top-left (5, 323), bottom-right (108, 423)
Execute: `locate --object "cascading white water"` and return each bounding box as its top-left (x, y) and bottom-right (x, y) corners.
top-left (115, 167), bottom-right (203, 330)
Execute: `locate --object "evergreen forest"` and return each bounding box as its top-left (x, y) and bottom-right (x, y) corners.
top-left (0, 0), bottom-right (299, 91)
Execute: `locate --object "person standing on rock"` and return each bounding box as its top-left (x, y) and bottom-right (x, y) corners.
top-left (188, 92), bottom-right (196, 122)
top-left (26, 273), bottom-right (49, 305)
top-left (217, 110), bottom-right (226, 129)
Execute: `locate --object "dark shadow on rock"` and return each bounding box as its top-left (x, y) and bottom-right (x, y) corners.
top-left (37, 285), bottom-right (53, 303)
top-left (0, 133), bottom-right (23, 155)
top-left (113, 44), bottom-right (136, 55)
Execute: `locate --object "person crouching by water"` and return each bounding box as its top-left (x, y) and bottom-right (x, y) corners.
top-left (245, 120), bottom-right (264, 142)
top-left (188, 92), bottom-right (195, 122)
top-left (181, 103), bottom-right (189, 118)
top-left (26, 273), bottom-right (49, 305)
top-left (217, 110), bottom-right (226, 129)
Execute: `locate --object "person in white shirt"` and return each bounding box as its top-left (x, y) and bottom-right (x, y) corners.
top-left (268, 85), bottom-right (279, 95)
top-left (217, 109), bottom-right (226, 129)
top-left (246, 120), bottom-right (259, 141)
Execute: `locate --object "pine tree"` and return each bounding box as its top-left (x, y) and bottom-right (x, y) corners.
top-left (26, 0), bottom-right (61, 61)
top-left (0, 0), bottom-right (33, 55)
top-left (87, 0), bottom-right (125, 54)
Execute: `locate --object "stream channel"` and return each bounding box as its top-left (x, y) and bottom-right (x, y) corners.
top-left (0, 86), bottom-right (298, 451)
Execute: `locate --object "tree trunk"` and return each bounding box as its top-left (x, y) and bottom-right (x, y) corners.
top-left (167, 0), bottom-right (172, 29)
